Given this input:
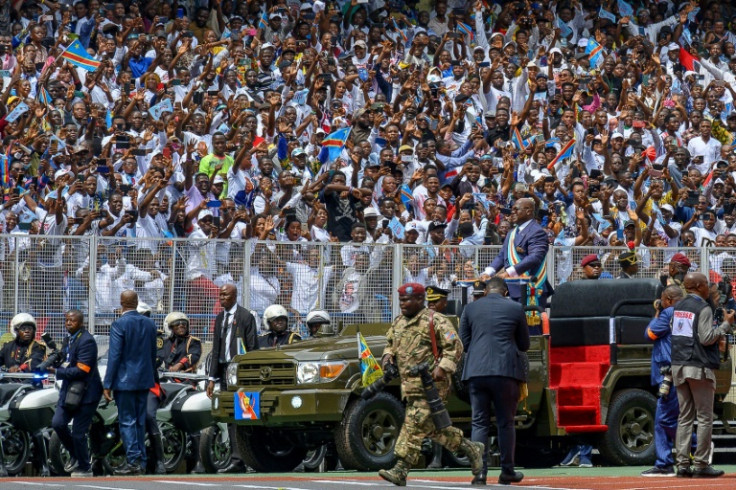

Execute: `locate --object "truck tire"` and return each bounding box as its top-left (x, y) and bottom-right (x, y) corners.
top-left (199, 424), bottom-right (231, 473)
top-left (598, 389), bottom-right (656, 466)
top-left (235, 426), bottom-right (307, 472)
top-left (334, 392), bottom-right (405, 471)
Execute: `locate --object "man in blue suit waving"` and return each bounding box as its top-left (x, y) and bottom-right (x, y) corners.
top-left (103, 290), bottom-right (157, 476)
top-left (483, 198), bottom-right (551, 334)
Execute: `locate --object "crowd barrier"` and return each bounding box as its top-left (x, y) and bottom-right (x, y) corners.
top-left (0, 235), bottom-right (726, 341)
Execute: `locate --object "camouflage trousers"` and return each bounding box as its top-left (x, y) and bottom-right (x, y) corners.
top-left (394, 396), bottom-right (464, 465)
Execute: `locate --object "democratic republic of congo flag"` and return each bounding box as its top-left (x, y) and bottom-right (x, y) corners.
top-left (60, 39), bottom-right (101, 72)
top-left (357, 329), bottom-right (383, 387)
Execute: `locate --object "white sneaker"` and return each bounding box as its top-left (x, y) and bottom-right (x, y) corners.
top-left (71, 470), bottom-right (94, 477)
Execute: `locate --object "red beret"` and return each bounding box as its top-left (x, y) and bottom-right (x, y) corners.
top-left (397, 283), bottom-right (426, 296)
top-left (670, 253), bottom-right (691, 268)
top-left (581, 254), bottom-right (599, 267)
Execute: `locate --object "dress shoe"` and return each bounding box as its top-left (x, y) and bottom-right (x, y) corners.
top-left (71, 469), bottom-right (94, 477)
top-left (693, 466), bottom-right (725, 478)
top-left (114, 463), bottom-right (143, 476)
top-left (676, 467), bottom-right (693, 478)
top-left (471, 471), bottom-right (487, 485)
top-left (498, 471), bottom-right (524, 485)
top-left (191, 461), bottom-right (206, 474)
top-left (218, 462), bottom-right (247, 474)
top-left (64, 457), bottom-right (79, 473)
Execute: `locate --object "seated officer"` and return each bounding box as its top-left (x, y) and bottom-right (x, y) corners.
top-left (258, 305), bottom-right (301, 348)
top-left (426, 286), bottom-right (450, 314)
top-left (0, 313), bottom-right (46, 372)
top-left (618, 251), bottom-right (639, 279)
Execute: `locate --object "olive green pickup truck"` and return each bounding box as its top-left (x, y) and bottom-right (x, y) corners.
top-left (212, 279), bottom-right (733, 471)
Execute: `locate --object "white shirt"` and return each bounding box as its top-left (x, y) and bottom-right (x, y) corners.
top-left (687, 136), bottom-right (722, 170)
top-left (223, 303), bottom-right (238, 363)
top-left (249, 267), bottom-right (280, 314)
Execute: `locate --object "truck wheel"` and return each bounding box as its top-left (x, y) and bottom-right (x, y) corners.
top-left (235, 426), bottom-right (307, 472)
top-left (334, 392), bottom-right (405, 471)
top-left (598, 389), bottom-right (656, 466)
top-left (199, 424), bottom-right (231, 473)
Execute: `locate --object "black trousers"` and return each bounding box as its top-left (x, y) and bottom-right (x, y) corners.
top-left (220, 380), bottom-right (243, 467)
top-left (468, 376), bottom-right (520, 474)
top-left (51, 401), bottom-right (97, 472)
top-left (146, 391), bottom-right (161, 436)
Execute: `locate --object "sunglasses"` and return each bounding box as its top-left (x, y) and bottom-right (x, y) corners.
top-left (585, 262), bottom-right (602, 268)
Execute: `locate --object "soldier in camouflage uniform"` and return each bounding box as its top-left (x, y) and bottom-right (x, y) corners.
top-left (378, 283), bottom-right (484, 486)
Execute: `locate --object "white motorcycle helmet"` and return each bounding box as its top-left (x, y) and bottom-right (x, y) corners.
top-left (305, 310), bottom-right (331, 326)
top-left (137, 302), bottom-right (152, 317)
top-left (262, 305), bottom-right (289, 331)
top-left (10, 313), bottom-right (37, 337)
top-left (163, 311), bottom-right (190, 337)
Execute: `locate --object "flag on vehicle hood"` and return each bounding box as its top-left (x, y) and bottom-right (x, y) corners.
top-left (357, 329), bottom-right (383, 387)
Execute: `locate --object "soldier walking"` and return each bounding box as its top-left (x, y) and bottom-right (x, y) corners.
top-left (379, 283), bottom-right (484, 486)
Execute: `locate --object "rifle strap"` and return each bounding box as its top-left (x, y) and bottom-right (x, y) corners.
top-left (428, 310), bottom-right (439, 363)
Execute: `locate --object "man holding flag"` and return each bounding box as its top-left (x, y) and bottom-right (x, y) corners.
top-left (377, 282), bottom-right (483, 486)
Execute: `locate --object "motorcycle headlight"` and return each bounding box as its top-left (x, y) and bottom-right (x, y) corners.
top-left (226, 362), bottom-right (238, 387)
top-left (297, 361), bottom-right (347, 384)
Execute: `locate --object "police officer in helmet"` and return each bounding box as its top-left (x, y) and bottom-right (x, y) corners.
top-left (304, 310), bottom-right (331, 338)
top-left (0, 313), bottom-right (46, 373)
top-left (160, 311), bottom-right (205, 473)
top-left (258, 305), bottom-right (301, 348)
top-left (0, 313), bottom-right (48, 476)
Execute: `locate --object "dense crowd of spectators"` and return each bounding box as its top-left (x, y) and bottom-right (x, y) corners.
top-left (2, 0), bottom-right (736, 329)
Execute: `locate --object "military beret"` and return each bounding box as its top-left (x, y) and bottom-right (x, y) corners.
top-left (397, 283), bottom-right (426, 296)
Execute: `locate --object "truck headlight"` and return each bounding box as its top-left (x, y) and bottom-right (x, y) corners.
top-left (297, 361), bottom-right (347, 384)
top-left (226, 362), bottom-right (238, 387)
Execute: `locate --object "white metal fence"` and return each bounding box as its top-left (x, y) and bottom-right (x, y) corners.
top-left (0, 235), bottom-right (729, 342)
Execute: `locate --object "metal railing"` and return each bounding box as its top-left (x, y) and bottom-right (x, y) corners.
top-left (0, 235), bottom-right (730, 341)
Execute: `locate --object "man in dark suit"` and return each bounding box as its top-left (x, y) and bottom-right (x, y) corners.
top-left (206, 283), bottom-right (259, 474)
top-left (460, 277), bottom-right (530, 486)
top-left (103, 290), bottom-right (157, 476)
top-left (50, 309), bottom-right (103, 477)
top-left (484, 198), bottom-right (551, 334)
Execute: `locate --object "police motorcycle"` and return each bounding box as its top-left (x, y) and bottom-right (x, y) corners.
top-left (46, 335), bottom-right (127, 476)
top-left (155, 370), bottom-right (213, 473)
top-left (0, 314), bottom-right (58, 477)
top-left (153, 311), bottom-right (225, 474)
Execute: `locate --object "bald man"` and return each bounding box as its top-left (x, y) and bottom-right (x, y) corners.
top-left (670, 273), bottom-right (733, 478)
top-left (483, 198), bottom-right (552, 334)
top-left (206, 284), bottom-right (258, 474)
top-left (103, 290), bottom-right (157, 476)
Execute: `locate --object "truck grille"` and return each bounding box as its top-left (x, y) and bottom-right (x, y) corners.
top-left (238, 362), bottom-right (296, 386)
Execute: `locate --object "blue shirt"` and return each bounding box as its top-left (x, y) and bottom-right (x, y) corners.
top-left (645, 306), bottom-right (674, 385)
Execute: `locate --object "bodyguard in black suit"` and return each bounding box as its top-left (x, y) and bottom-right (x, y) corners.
top-left (50, 310), bottom-right (103, 477)
top-left (460, 278), bottom-right (530, 485)
top-left (206, 283), bottom-right (259, 474)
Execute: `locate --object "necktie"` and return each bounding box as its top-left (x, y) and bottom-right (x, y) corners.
top-left (220, 312), bottom-right (230, 363)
